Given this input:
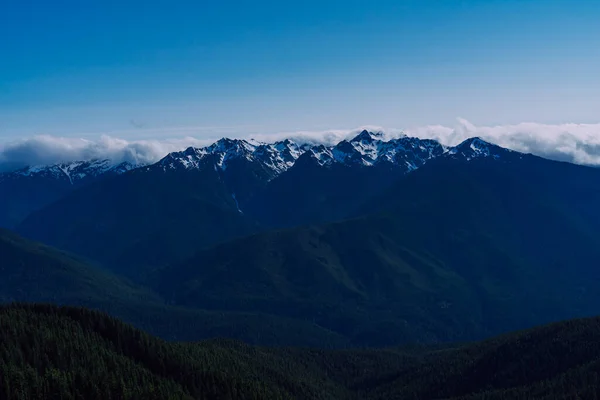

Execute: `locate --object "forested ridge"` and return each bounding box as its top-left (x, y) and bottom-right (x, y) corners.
top-left (2, 304), bottom-right (600, 399)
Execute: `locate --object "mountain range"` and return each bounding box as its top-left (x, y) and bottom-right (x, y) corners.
top-left (0, 131), bottom-right (478, 230)
top-left (2, 131), bottom-right (600, 350)
top-left (7, 133), bottom-right (502, 274)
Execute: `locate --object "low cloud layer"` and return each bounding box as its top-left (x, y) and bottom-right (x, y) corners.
top-left (2, 119), bottom-right (600, 170)
top-left (408, 118), bottom-right (600, 166)
top-left (0, 135), bottom-right (213, 170)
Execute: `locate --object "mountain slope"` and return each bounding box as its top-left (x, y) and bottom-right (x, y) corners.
top-left (0, 160), bottom-right (134, 228)
top-left (17, 166), bottom-right (259, 277)
top-left (14, 134), bottom-right (505, 274)
top-left (0, 229), bottom-right (348, 347)
top-left (2, 304), bottom-right (600, 399)
top-left (156, 149), bottom-right (600, 346)
top-left (243, 132), bottom-right (446, 227)
top-left (0, 228), bottom-right (159, 306)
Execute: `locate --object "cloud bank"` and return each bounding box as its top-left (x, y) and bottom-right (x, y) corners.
top-left (2, 119), bottom-right (600, 170)
top-left (408, 119), bottom-right (600, 166)
top-left (0, 135), bottom-right (213, 170)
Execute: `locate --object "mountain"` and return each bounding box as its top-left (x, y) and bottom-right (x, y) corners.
top-left (154, 130), bottom-right (447, 183)
top-left (243, 131), bottom-right (447, 227)
top-left (14, 134), bottom-right (600, 347)
top-left (13, 132), bottom-right (464, 272)
top-left (0, 228), bottom-right (159, 306)
top-left (155, 147), bottom-right (600, 346)
top-left (16, 163), bottom-right (259, 277)
top-left (2, 303), bottom-right (600, 399)
top-left (0, 159), bottom-right (135, 228)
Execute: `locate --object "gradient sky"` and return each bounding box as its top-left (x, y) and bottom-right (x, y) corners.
top-left (1, 0), bottom-right (599, 142)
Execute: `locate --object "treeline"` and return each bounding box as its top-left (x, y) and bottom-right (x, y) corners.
top-left (2, 303), bottom-right (600, 399)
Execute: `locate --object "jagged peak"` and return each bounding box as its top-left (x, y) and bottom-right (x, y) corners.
top-left (447, 137), bottom-right (512, 160)
top-left (208, 138), bottom-right (255, 153)
top-left (152, 133), bottom-right (517, 177)
top-left (275, 138), bottom-right (296, 146)
top-left (350, 130), bottom-right (385, 143)
top-left (456, 136), bottom-right (492, 148)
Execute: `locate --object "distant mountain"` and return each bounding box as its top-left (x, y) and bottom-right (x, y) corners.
top-left (0, 159), bottom-right (136, 183)
top-left (15, 133), bottom-right (502, 274)
top-left (6, 132), bottom-right (600, 350)
top-left (155, 149), bottom-right (600, 346)
top-left (155, 130), bottom-right (447, 177)
top-left (5, 132), bottom-right (503, 232)
top-left (0, 159), bottom-right (136, 228)
top-left (3, 303), bottom-right (600, 399)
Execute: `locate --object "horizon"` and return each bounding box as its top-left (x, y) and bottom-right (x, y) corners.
top-left (2, 118), bottom-right (600, 170)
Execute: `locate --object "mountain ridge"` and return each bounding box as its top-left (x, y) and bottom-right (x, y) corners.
top-left (12, 134), bottom-right (531, 276)
top-left (1, 133), bottom-right (506, 185)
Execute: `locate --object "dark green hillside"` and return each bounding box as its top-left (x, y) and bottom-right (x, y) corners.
top-left (157, 154), bottom-right (600, 347)
top-left (17, 167), bottom-right (258, 278)
top-left (2, 304), bottom-right (600, 399)
top-left (156, 221), bottom-right (479, 346)
top-left (0, 229), bottom-right (348, 348)
top-left (0, 228), bottom-right (160, 306)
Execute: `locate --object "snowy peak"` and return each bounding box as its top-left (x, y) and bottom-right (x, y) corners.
top-left (207, 138), bottom-right (255, 155)
top-left (254, 139), bottom-right (305, 173)
top-left (159, 138), bottom-right (308, 174)
top-left (327, 134), bottom-right (445, 169)
top-left (350, 129), bottom-right (385, 144)
top-left (158, 138), bottom-right (257, 172)
top-left (0, 159), bottom-right (136, 185)
top-left (156, 132), bottom-right (515, 178)
top-left (159, 147), bottom-right (208, 170)
top-left (307, 145), bottom-right (334, 166)
top-left (448, 137), bottom-right (511, 161)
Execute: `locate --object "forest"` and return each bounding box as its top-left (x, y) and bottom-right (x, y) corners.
top-left (1, 303), bottom-right (600, 399)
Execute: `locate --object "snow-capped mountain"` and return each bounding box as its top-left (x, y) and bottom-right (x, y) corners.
top-left (306, 131), bottom-right (447, 171)
top-left (157, 137), bottom-right (310, 177)
top-left (446, 137), bottom-right (515, 161)
top-left (0, 159), bottom-right (136, 184)
top-left (0, 133), bottom-right (509, 188)
top-left (153, 131), bottom-right (503, 180)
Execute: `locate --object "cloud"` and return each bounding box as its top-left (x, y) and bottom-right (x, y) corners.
top-left (0, 135), bottom-right (213, 168)
top-left (407, 118), bottom-right (600, 166)
top-left (2, 119), bottom-right (600, 169)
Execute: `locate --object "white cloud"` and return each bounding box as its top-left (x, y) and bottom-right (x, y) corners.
top-left (2, 119), bottom-right (600, 169)
top-left (0, 135), bottom-right (213, 168)
top-left (406, 118), bottom-right (600, 166)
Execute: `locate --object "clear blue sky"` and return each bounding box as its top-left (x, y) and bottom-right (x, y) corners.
top-left (1, 0), bottom-right (599, 141)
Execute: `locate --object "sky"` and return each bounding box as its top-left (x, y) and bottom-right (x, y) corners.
top-left (1, 0), bottom-right (600, 166)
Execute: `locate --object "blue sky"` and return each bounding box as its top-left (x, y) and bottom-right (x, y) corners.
top-left (1, 0), bottom-right (599, 141)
